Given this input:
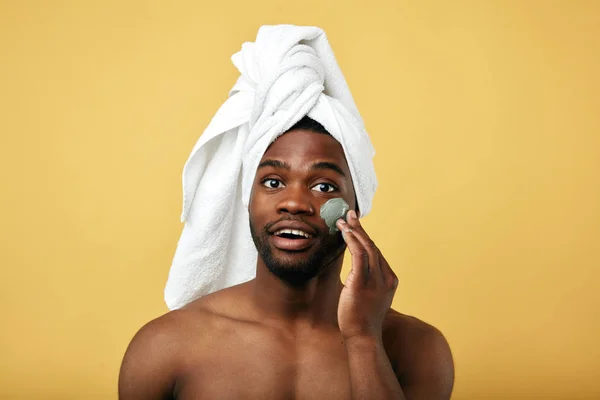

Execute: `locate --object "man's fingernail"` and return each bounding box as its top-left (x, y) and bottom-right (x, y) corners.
top-left (349, 210), bottom-right (357, 220)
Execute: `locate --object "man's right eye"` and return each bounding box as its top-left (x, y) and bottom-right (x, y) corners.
top-left (262, 179), bottom-right (284, 189)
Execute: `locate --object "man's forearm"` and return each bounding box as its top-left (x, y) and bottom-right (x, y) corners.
top-left (345, 335), bottom-right (406, 400)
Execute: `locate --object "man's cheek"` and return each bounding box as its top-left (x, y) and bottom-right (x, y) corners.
top-left (248, 186), bottom-right (260, 214)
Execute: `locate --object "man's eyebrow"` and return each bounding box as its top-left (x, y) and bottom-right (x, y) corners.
top-left (310, 161), bottom-right (346, 178)
top-left (257, 159), bottom-right (291, 170)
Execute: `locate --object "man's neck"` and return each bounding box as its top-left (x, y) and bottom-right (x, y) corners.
top-left (249, 256), bottom-right (345, 331)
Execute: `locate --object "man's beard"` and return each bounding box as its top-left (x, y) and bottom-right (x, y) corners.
top-left (249, 217), bottom-right (346, 287)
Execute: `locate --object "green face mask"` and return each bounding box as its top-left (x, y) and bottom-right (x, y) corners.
top-left (320, 198), bottom-right (350, 234)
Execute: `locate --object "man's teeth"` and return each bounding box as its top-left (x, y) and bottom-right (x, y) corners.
top-left (275, 229), bottom-right (310, 238)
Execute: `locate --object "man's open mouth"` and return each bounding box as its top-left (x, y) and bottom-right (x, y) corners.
top-left (274, 229), bottom-right (312, 239)
top-left (271, 229), bottom-right (315, 251)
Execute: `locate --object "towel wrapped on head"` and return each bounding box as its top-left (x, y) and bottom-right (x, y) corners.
top-left (165, 25), bottom-right (378, 310)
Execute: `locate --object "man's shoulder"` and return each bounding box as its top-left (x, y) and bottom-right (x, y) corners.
top-left (383, 309), bottom-right (445, 343)
top-left (383, 309), bottom-right (451, 359)
top-left (119, 286), bottom-right (250, 398)
top-left (123, 300), bottom-right (214, 363)
top-left (138, 283), bottom-right (251, 343)
top-left (121, 286), bottom-right (250, 382)
top-left (128, 286), bottom-right (244, 355)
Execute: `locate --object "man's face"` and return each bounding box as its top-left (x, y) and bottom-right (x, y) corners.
top-left (248, 128), bottom-right (357, 286)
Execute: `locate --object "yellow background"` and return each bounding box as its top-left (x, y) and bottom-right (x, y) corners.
top-left (1, 1), bottom-right (599, 399)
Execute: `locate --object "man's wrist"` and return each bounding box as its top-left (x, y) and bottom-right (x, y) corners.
top-left (343, 333), bottom-right (383, 350)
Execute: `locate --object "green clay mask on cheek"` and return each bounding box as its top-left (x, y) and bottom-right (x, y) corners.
top-left (320, 198), bottom-right (350, 234)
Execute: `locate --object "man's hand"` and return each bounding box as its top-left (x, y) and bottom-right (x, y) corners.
top-left (336, 210), bottom-right (398, 341)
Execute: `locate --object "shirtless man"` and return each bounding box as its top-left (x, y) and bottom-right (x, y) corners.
top-left (119, 117), bottom-right (455, 399)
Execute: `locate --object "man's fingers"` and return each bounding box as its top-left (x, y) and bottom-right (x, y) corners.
top-left (378, 251), bottom-right (399, 290)
top-left (336, 218), bottom-right (369, 287)
top-left (344, 211), bottom-right (384, 284)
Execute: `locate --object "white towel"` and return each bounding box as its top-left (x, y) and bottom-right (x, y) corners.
top-left (164, 25), bottom-right (377, 310)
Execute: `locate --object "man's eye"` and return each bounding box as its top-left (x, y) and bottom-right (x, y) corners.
top-left (262, 179), bottom-right (284, 189)
top-left (312, 183), bottom-right (337, 193)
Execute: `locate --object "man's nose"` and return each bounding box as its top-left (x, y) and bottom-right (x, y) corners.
top-left (276, 185), bottom-right (315, 215)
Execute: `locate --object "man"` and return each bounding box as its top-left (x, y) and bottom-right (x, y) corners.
top-left (119, 118), bottom-right (454, 399)
top-left (120, 25), bottom-right (454, 399)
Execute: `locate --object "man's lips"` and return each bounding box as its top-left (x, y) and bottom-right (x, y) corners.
top-left (269, 234), bottom-right (315, 251)
top-left (268, 220), bottom-right (317, 237)
top-left (266, 219), bottom-right (320, 251)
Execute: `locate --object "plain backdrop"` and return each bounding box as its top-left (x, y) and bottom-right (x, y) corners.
top-left (1, 1), bottom-right (599, 399)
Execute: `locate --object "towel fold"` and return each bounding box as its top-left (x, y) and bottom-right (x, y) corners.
top-left (165, 25), bottom-right (377, 310)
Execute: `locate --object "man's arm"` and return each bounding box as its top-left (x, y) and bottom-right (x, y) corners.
top-left (118, 318), bottom-right (179, 400)
top-left (336, 212), bottom-right (454, 399)
top-left (345, 325), bottom-right (454, 400)
top-left (345, 335), bottom-right (406, 399)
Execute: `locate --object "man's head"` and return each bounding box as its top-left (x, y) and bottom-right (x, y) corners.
top-left (248, 117), bottom-right (358, 286)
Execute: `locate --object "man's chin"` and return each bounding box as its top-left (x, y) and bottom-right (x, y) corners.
top-left (264, 263), bottom-right (322, 287)
top-left (266, 252), bottom-right (315, 270)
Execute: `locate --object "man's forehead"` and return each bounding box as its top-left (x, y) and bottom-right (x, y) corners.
top-left (262, 129), bottom-right (347, 162)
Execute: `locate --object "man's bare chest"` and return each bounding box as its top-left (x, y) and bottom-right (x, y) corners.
top-left (174, 335), bottom-right (352, 400)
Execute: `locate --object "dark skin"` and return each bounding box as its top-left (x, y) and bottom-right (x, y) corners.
top-left (119, 129), bottom-right (455, 399)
